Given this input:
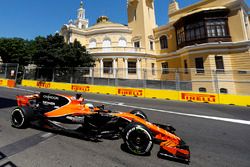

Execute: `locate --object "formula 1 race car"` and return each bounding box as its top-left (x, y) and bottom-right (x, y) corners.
top-left (10, 92), bottom-right (190, 163)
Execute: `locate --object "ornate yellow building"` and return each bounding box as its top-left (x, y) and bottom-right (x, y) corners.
top-left (60, 0), bottom-right (250, 95)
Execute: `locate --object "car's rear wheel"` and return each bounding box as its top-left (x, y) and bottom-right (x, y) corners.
top-left (11, 107), bottom-right (32, 128)
top-left (122, 122), bottom-right (153, 155)
top-left (130, 109), bottom-right (148, 121)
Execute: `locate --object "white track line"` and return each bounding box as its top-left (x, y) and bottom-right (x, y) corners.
top-left (8, 87), bottom-right (250, 126)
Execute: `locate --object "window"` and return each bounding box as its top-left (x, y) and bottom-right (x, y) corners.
top-left (134, 41), bottom-right (140, 48)
top-left (160, 35), bottom-right (168, 49)
top-left (206, 20), bottom-right (227, 37)
top-left (238, 70), bottom-right (247, 74)
top-left (103, 38), bottom-right (111, 51)
top-left (103, 38), bottom-right (111, 47)
top-left (150, 41), bottom-right (154, 50)
top-left (215, 56), bottom-right (224, 72)
top-left (176, 27), bottom-right (185, 45)
top-left (195, 57), bottom-right (204, 73)
top-left (220, 88), bottom-right (228, 94)
top-left (243, 11), bottom-right (250, 40)
top-left (151, 63), bottom-right (155, 75)
top-left (161, 62), bottom-right (169, 74)
top-left (103, 61), bottom-right (113, 74)
top-left (89, 39), bottom-right (96, 48)
top-left (118, 37), bottom-right (127, 47)
top-left (184, 60), bottom-right (188, 74)
top-left (185, 22), bottom-right (206, 42)
top-left (174, 9), bottom-right (231, 48)
top-left (128, 61), bottom-right (137, 74)
top-left (199, 87), bottom-right (207, 92)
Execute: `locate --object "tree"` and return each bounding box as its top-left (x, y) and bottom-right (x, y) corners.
top-left (0, 34), bottom-right (94, 81)
top-left (32, 33), bottom-right (94, 81)
top-left (0, 38), bottom-right (33, 66)
top-left (33, 33), bottom-right (94, 67)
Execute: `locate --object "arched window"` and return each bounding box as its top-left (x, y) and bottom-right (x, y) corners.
top-left (89, 39), bottom-right (96, 48)
top-left (160, 35), bottom-right (168, 49)
top-left (118, 37), bottom-right (127, 47)
top-left (102, 38), bottom-right (111, 48)
top-left (103, 37), bottom-right (111, 52)
top-left (220, 88), bottom-right (228, 94)
top-left (199, 87), bottom-right (207, 92)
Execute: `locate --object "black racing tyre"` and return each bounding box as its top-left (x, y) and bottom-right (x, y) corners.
top-left (130, 109), bottom-right (148, 121)
top-left (122, 122), bottom-right (153, 155)
top-left (11, 107), bottom-right (33, 128)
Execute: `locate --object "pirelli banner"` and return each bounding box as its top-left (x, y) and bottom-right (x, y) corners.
top-left (117, 88), bottom-right (144, 97)
top-left (180, 92), bottom-right (218, 104)
top-left (0, 78), bottom-right (16, 88)
top-left (22, 80), bottom-right (142, 97)
top-left (21, 80), bottom-right (250, 107)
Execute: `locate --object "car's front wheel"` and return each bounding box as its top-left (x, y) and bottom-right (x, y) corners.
top-left (122, 122), bottom-right (153, 155)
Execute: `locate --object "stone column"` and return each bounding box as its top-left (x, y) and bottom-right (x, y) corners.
top-left (113, 58), bottom-right (117, 78)
top-left (124, 58), bottom-right (128, 79)
top-left (90, 67), bottom-right (94, 84)
top-left (100, 58), bottom-right (103, 78)
top-left (137, 58), bottom-right (141, 79)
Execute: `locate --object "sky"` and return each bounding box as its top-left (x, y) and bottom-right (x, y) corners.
top-left (0, 0), bottom-right (249, 39)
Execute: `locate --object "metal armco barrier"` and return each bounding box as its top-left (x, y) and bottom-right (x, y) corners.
top-left (21, 80), bottom-right (250, 107)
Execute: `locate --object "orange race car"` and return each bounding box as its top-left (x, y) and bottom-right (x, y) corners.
top-left (11, 92), bottom-right (190, 163)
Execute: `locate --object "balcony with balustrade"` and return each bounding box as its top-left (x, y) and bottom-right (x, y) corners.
top-left (87, 47), bottom-right (146, 55)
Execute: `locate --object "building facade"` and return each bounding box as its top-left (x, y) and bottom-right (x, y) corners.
top-left (60, 0), bottom-right (250, 95)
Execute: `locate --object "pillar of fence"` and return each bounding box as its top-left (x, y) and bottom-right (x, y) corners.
top-left (51, 68), bottom-right (55, 82)
top-left (175, 69), bottom-right (180, 90)
top-left (90, 67), bottom-right (94, 85)
top-left (143, 68), bottom-right (147, 88)
top-left (4, 64), bottom-right (8, 78)
top-left (14, 64), bottom-right (19, 82)
top-left (115, 68), bottom-right (118, 86)
top-left (70, 68), bottom-right (73, 83)
top-left (212, 70), bottom-right (219, 94)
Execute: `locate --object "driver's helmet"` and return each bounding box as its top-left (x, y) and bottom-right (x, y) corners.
top-left (85, 103), bottom-right (94, 111)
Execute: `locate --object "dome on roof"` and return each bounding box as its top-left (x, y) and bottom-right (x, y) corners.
top-left (87, 16), bottom-right (128, 30)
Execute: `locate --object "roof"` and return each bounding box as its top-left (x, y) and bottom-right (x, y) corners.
top-left (87, 21), bottom-right (128, 30)
top-left (182, 6), bottom-right (227, 18)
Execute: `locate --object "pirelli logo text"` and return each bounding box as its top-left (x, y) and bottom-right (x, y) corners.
top-left (71, 85), bottom-right (90, 92)
top-left (118, 88), bottom-right (143, 97)
top-left (36, 81), bottom-right (51, 88)
top-left (181, 93), bottom-right (216, 103)
top-left (0, 80), bottom-right (3, 85)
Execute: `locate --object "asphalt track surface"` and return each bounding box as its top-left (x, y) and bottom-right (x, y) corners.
top-left (0, 86), bottom-right (250, 167)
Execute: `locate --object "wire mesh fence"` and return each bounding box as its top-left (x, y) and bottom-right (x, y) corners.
top-left (0, 63), bottom-right (19, 80)
top-left (23, 66), bottom-right (250, 95)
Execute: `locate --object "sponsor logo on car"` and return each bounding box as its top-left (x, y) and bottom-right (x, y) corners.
top-left (181, 93), bottom-right (216, 103)
top-left (42, 101), bottom-right (56, 106)
top-left (118, 88), bottom-right (143, 97)
top-left (71, 85), bottom-right (90, 92)
top-left (43, 95), bottom-right (59, 100)
top-left (37, 81), bottom-right (51, 88)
